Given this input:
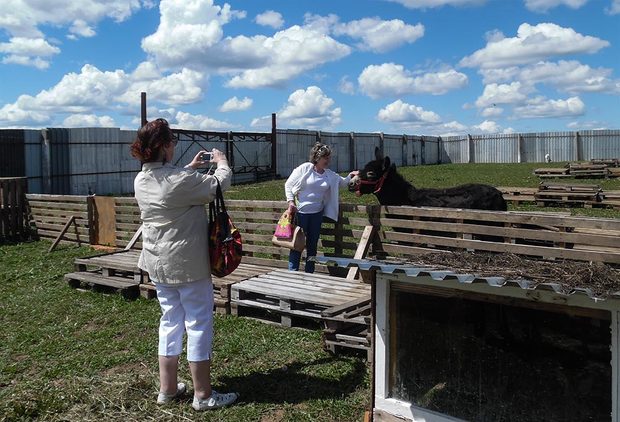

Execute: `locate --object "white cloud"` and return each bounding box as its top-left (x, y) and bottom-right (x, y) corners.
top-left (142, 3), bottom-right (350, 89)
top-left (219, 96), bottom-right (253, 112)
top-left (358, 63), bottom-right (468, 98)
top-left (224, 26), bottom-right (350, 88)
top-left (513, 96), bottom-right (585, 118)
top-left (479, 60), bottom-right (620, 95)
top-left (481, 106), bottom-right (504, 117)
top-left (377, 100), bottom-right (441, 123)
top-left (120, 67), bottom-right (206, 106)
top-left (460, 23), bottom-right (609, 69)
top-left (475, 82), bottom-right (530, 108)
top-left (518, 61), bottom-right (620, 94)
top-left (0, 63), bottom-right (207, 126)
top-left (332, 17), bottom-right (424, 53)
top-left (338, 76), bottom-right (355, 95)
top-left (525, 0), bottom-right (588, 13)
top-left (275, 86), bottom-right (341, 129)
top-left (141, 0), bottom-right (245, 69)
top-left (173, 111), bottom-right (234, 130)
top-left (472, 119), bottom-right (502, 133)
top-left (607, 0), bottom-right (620, 14)
top-left (0, 37), bottom-right (60, 68)
top-left (0, 102), bottom-right (50, 127)
top-left (63, 114), bottom-right (116, 127)
top-left (567, 120), bottom-right (608, 130)
top-left (255, 10), bottom-right (284, 29)
top-left (1, 0), bottom-right (146, 66)
top-left (68, 20), bottom-right (96, 38)
top-left (384, 0), bottom-right (487, 8)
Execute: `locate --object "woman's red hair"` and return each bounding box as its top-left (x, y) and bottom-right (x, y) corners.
top-left (130, 118), bottom-right (174, 163)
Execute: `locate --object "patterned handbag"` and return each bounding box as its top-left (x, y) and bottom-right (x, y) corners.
top-left (208, 179), bottom-right (242, 277)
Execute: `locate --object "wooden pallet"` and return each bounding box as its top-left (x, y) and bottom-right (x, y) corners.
top-left (231, 269), bottom-right (371, 329)
top-left (65, 271), bottom-right (140, 299)
top-left (70, 248), bottom-right (273, 311)
top-left (322, 296), bottom-right (372, 358)
top-left (498, 187), bottom-right (537, 205)
top-left (591, 158), bottom-right (620, 167)
top-left (74, 249), bottom-right (145, 282)
top-left (533, 167), bottom-right (569, 177)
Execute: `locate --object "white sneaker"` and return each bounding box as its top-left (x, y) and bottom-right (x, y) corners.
top-left (156, 382), bottom-right (186, 404)
top-left (192, 390), bottom-right (239, 411)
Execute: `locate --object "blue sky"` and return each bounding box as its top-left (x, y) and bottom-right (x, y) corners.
top-left (0, 0), bottom-right (619, 136)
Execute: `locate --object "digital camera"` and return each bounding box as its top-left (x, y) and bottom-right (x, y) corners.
top-left (201, 152), bottom-right (213, 161)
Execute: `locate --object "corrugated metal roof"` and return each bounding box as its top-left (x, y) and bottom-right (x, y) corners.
top-left (316, 256), bottom-right (619, 303)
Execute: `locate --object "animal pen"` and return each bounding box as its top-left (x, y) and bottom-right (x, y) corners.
top-left (319, 205), bottom-right (620, 422)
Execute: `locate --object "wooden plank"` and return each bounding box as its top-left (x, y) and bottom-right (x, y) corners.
top-left (48, 216), bottom-right (77, 252)
top-left (26, 194), bottom-right (88, 202)
top-left (347, 225), bottom-right (375, 280)
top-left (125, 225), bottom-right (143, 250)
top-left (238, 278), bottom-right (367, 304)
top-left (384, 231), bottom-right (620, 263)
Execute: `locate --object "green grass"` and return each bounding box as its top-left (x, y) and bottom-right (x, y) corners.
top-left (228, 162), bottom-right (620, 218)
top-left (0, 241), bottom-right (369, 421)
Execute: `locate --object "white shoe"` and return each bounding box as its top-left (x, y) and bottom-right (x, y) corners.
top-left (156, 382), bottom-right (186, 404)
top-left (192, 390), bottom-right (239, 410)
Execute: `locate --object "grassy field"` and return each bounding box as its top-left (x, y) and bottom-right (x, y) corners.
top-left (0, 241), bottom-right (369, 421)
top-left (2, 162), bottom-right (619, 421)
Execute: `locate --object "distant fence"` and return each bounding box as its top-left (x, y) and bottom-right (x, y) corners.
top-left (1, 127), bottom-right (620, 196)
top-left (0, 177), bottom-right (30, 242)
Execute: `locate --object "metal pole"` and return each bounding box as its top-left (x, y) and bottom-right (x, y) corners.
top-left (141, 92), bottom-right (147, 127)
top-left (271, 113), bottom-right (277, 178)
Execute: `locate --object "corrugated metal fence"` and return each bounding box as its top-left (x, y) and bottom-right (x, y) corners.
top-left (1, 128), bottom-right (619, 195)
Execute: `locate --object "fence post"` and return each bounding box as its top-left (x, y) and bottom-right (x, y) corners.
top-left (402, 135), bottom-right (408, 166)
top-left (271, 113), bottom-right (277, 178)
top-left (574, 131), bottom-right (581, 161)
top-left (467, 134), bottom-right (474, 163)
top-left (379, 132), bottom-right (384, 155)
top-left (437, 136), bottom-right (442, 164)
top-left (349, 132), bottom-right (355, 170)
top-left (41, 129), bottom-right (51, 194)
top-left (517, 134), bottom-right (523, 163)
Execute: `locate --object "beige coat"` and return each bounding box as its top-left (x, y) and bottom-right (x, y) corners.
top-left (134, 161), bottom-right (232, 284)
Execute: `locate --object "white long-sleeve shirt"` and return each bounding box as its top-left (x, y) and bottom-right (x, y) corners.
top-left (134, 161), bottom-right (231, 284)
top-left (284, 162), bottom-right (351, 222)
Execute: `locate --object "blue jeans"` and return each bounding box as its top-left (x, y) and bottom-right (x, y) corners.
top-left (288, 210), bottom-right (323, 273)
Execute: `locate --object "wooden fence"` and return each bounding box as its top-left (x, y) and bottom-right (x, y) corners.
top-left (23, 194), bottom-right (620, 270)
top-left (0, 177), bottom-right (29, 242)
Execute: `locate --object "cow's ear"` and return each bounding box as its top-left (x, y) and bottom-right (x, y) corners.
top-left (383, 156), bottom-right (391, 170)
top-left (375, 147), bottom-right (384, 161)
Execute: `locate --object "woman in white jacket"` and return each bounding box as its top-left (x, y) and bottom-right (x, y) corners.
top-left (284, 142), bottom-right (358, 273)
top-left (131, 118), bottom-right (238, 411)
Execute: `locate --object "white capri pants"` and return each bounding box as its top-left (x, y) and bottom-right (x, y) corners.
top-left (154, 279), bottom-right (214, 362)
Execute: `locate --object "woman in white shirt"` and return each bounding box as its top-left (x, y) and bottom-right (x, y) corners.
top-left (284, 142), bottom-right (358, 273)
top-left (131, 118), bottom-right (238, 411)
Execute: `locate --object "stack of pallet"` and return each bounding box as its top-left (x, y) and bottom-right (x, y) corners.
top-left (533, 167), bottom-right (570, 178)
top-left (568, 163), bottom-right (609, 178)
top-left (535, 183), bottom-right (602, 207)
